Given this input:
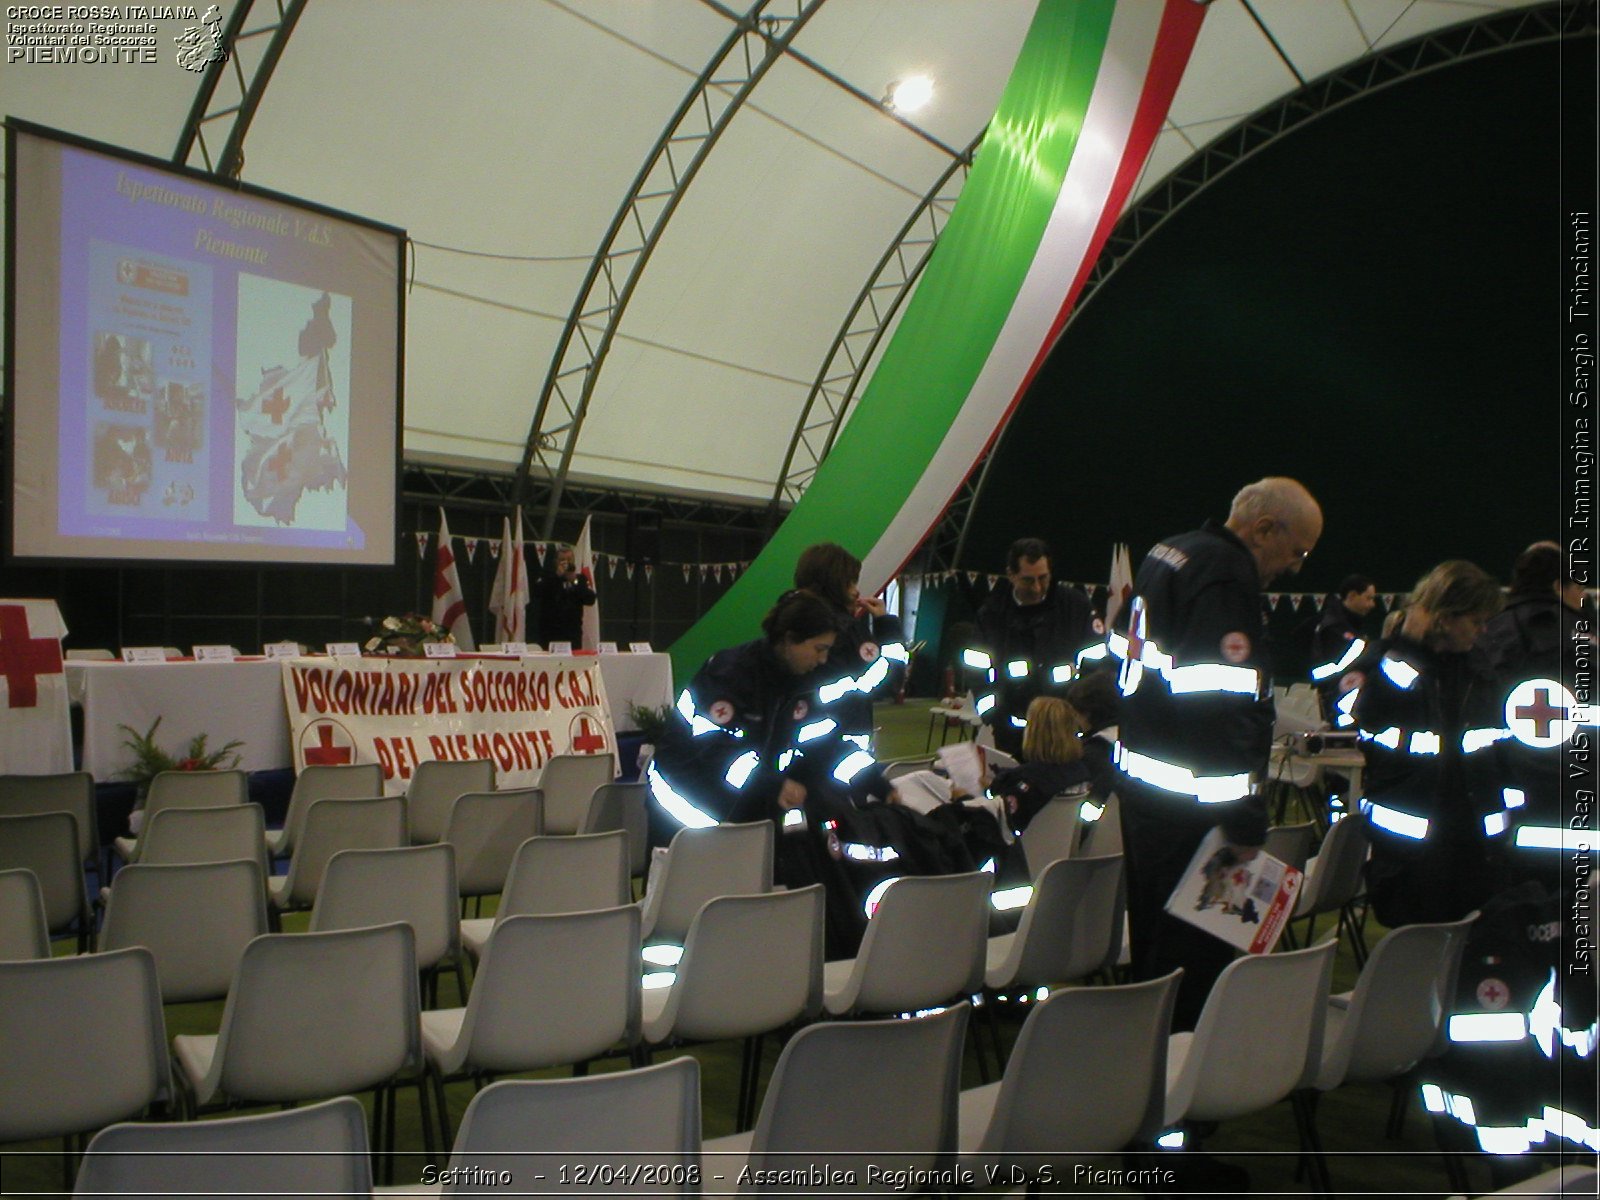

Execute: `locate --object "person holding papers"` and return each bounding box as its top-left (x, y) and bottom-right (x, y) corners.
top-left (1346, 560), bottom-right (1505, 927)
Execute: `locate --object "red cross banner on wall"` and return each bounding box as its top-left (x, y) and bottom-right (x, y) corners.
top-left (0, 599), bottom-right (73, 774)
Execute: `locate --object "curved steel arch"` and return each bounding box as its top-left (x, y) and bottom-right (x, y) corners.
top-left (925, 0), bottom-right (1589, 573)
top-left (511, 0), bottom-right (827, 539)
top-left (766, 132), bottom-right (980, 525)
top-left (172, 0), bottom-right (308, 177)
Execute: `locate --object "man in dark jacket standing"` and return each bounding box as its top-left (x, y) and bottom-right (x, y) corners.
top-left (1112, 477), bottom-right (1322, 1030)
top-left (535, 545), bottom-right (596, 649)
top-left (966, 538), bottom-right (1097, 757)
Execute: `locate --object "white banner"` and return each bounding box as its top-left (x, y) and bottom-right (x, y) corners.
top-left (281, 655), bottom-right (616, 794)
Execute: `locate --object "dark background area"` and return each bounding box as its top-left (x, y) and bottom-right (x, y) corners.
top-left (3, 34), bottom-right (1594, 677)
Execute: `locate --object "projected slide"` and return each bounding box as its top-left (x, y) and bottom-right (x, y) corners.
top-left (8, 122), bottom-right (402, 567)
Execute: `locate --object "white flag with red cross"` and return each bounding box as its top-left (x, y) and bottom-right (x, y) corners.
top-left (488, 510), bottom-right (529, 644)
top-left (0, 598), bottom-right (72, 774)
top-left (1106, 542), bottom-right (1135, 631)
top-left (431, 509), bottom-right (476, 651)
top-left (575, 515), bottom-right (600, 652)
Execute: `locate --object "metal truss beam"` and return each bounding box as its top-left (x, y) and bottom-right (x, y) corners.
top-left (406, 465), bottom-right (769, 533)
top-left (767, 134), bottom-right (979, 523)
top-left (512, 0), bottom-right (827, 539)
top-left (172, 0), bottom-right (307, 177)
top-left (924, 0), bottom-right (1588, 573)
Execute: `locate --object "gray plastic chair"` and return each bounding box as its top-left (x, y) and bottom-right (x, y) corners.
top-left (539, 753), bottom-right (617, 835)
top-left (640, 821), bottom-right (773, 945)
top-left (582, 781), bottom-right (649, 879)
top-left (407, 759), bottom-right (496, 845)
top-left (0, 948), bottom-right (172, 1145)
top-left (74, 1095), bottom-right (372, 1198)
top-left (460, 832), bottom-right (631, 961)
top-left (959, 971), bottom-right (1181, 1174)
top-left (985, 854), bottom-right (1125, 994)
top-left (823, 872), bottom-right (990, 1017)
top-left (419, 907), bottom-right (642, 1150)
top-left (1077, 790), bottom-right (1122, 857)
top-left (269, 762), bottom-right (385, 857)
top-left (269, 795), bottom-right (407, 914)
top-left (171, 922), bottom-right (429, 1163)
top-left (114, 769), bottom-right (248, 862)
top-left (0, 810), bottom-right (93, 950)
top-left (0, 771), bottom-right (99, 870)
top-left (429, 1058), bottom-right (700, 1196)
top-left (1297, 915), bottom-right (1478, 1192)
top-left (1164, 939), bottom-right (1338, 1129)
top-left (1018, 794), bottom-right (1084, 877)
top-left (643, 886), bottom-right (824, 1130)
top-left (310, 843), bottom-right (465, 1005)
top-left (0, 867), bottom-right (51, 960)
top-left (704, 1003), bottom-right (969, 1192)
top-left (444, 788), bottom-right (543, 904)
top-left (99, 859), bottom-right (269, 1003)
top-left (1263, 821), bottom-right (1317, 875)
top-left (1289, 815), bottom-right (1371, 964)
top-left (121, 802), bottom-right (269, 873)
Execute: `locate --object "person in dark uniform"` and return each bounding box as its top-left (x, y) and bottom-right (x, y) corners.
top-left (1346, 560), bottom-right (1505, 927)
top-left (965, 538), bottom-right (1097, 757)
top-left (646, 590), bottom-right (886, 953)
top-left (793, 543), bottom-right (909, 754)
top-left (535, 545), bottom-right (596, 648)
top-left (1110, 477), bottom-right (1322, 1031)
top-left (1481, 540), bottom-right (1593, 876)
top-left (1310, 574), bottom-right (1378, 716)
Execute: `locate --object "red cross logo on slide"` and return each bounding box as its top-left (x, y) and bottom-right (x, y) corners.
top-left (261, 389), bottom-right (290, 424)
top-left (301, 719), bottom-right (354, 767)
top-left (569, 715), bottom-right (608, 755)
top-left (0, 605), bottom-right (63, 709)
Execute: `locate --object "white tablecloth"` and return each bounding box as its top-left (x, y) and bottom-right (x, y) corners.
top-left (68, 653), bottom-right (674, 782)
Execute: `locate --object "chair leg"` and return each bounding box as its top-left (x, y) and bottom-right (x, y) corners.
top-left (736, 1035), bottom-right (762, 1132)
top-left (985, 1000), bottom-right (1006, 1074)
top-left (1291, 1090), bottom-right (1332, 1195)
top-left (432, 1070), bottom-right (453, 1160)
top-left (369, 1085), bottom-right (386, 1184)
top-left (415, 1072), bottom-right (436, 1160)
top-left (1385, 1076), bottom-right (1412, 1140)
top-left (383, 1083), bottom-right (398, 1185)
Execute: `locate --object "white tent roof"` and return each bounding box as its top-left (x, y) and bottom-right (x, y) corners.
top-left (1, 0), bottom-right (1542, 504)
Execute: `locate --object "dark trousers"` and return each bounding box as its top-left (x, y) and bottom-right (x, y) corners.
top-left (1119, 779), bottom-right (1239, 1032)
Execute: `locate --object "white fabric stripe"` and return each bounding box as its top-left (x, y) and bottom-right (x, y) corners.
top-left (859, 1), bottom-right (1167, 591)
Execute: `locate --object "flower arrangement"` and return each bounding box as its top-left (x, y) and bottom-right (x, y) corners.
top-left (117, 716), bottom-right (243, 794)
top-left (627, 702), bottom-right (673, 745)
top-left (365, 612), bottom-right (454, 658)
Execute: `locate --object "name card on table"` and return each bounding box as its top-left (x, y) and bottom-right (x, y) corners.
top-left (423, 641), bottom-right (458, 658)
top-left (501, 641), bottom-right (529, 656)
top-left (326, 642), bottom-right (362, 658)
top-left (193, 645), bottom-right (237, 662)
top-left (121, 646), bottom-right (166, 663)
top-left (629, 642), bottom-right (654, 654)
top-left (264, 641), bottom-right (301, 660)
top-left (598, 642), bottom-right (619, 654)
top-left (547, 641), bottom-right (573, 655)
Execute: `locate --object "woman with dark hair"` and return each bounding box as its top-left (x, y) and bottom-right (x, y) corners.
top-left (646, 589), bottom-right (887, 951)
top-left (1346, 560), bottom-right (1506, 927)
top-left (793, 543), bottom-right (908, 749)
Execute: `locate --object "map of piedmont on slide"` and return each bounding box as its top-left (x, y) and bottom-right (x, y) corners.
top-left (233, 275), bottom-right (352, 531)
top-left (82, 240), bottom-right (212, 521)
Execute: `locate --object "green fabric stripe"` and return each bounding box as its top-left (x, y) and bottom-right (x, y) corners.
top-left (671, 0), bottom-right (1115, 681)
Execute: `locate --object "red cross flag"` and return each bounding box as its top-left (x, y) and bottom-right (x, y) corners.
top-left (431, 508), bottom-right (476, 651)
top-left (0, 599), bottom-right (72, 774)
top-left (488, 510), bottom-right (529, 644)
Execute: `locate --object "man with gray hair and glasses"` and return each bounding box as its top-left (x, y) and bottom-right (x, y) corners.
top-left (1108, 477), bottom-right (1323, 1031)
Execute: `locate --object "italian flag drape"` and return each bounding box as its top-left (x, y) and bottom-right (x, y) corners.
top-left (672, 0), bottom-right (1204, 679)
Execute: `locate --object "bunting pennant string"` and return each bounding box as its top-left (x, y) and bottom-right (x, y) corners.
top-left (414, 531), bottom-right (429, 558)
top-left (625, 563), bottom-right (635, 581)
top-left (464, 538), bottom-right (479, 564)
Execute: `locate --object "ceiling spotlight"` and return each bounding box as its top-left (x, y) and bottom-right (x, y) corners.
top-left (883, 75), bottom-right (934, 113)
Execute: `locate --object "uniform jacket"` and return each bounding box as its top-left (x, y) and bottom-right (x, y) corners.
top-left (1111, 520), bottom-right (1272, 846)
top-left (970, 582), bottom-right (1097, 730)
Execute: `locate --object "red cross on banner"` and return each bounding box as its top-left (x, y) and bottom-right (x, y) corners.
top-left (303, 720), bottom-right (354, 766)
top-left (1515, 688), bottom-right (1568, 739)
top-left (570, 715), bottom-right (607, 754)
top-left (0, 604), bottom-right (63, 709)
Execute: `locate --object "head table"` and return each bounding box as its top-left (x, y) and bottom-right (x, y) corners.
top-left (66, 652), bottom-right (674, 783)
